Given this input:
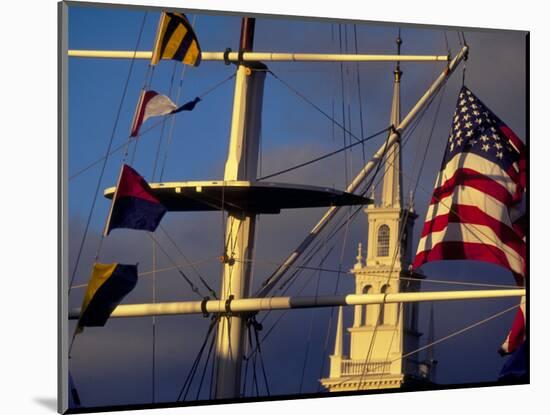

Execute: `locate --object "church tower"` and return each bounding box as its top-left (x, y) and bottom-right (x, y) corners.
top-left (321, 33), bottom-right (426, 392)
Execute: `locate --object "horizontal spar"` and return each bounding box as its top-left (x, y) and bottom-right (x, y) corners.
top-left (68, 50), bottom-right (449, 62)
top-left (68, 288), bottom-right (524, 319)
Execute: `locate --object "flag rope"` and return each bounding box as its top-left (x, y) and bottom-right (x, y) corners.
top-left (257, 125), bottom-right (391, 181)
top-left (68, 11), bottom-right (149, 295)
top-left (68, 73), bottom-right (236, 182)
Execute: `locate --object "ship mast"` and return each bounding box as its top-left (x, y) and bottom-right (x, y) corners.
top-left (63, 25), bottom-right (523, 404)
top-left (214, 17), bottom-right (264, 399)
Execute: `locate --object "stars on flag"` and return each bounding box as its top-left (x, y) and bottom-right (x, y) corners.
top-left (444, 86), bottom-right (521, 172)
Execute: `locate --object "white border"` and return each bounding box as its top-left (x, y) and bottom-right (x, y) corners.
top-left (2, 0), bottom-right (545, 414)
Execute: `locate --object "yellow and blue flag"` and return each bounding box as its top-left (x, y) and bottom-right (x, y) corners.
top-left (77, 263), bottom-right (138, 331)
top-left (151, 12), bottom-right (201, 66)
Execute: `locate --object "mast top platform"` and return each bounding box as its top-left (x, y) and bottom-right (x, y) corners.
top-left (104, 180), bottom-right (372, 214)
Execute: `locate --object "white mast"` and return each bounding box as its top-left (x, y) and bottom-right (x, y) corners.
top-left (214, 17), bottom-right (265, 399)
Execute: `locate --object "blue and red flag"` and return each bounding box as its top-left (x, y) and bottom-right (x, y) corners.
top-left (105, 164), bottom-right (167, 235)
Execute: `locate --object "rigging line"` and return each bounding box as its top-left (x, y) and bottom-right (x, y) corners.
top-left (268, 70), bottom-right (363, 144)
top-left (409, 59), bottom-right (442, 193)
top-left (242, 324), bottom-right (252, 397)
top-left (222, 218), bottom-right (244, 300)
top-left (252, 320), bottom-right (271, 396)
top-left (255, 94), bottom-right (432, 311)
top-left (272, 107), bottom-right (426, 294)
top-left (68, 12), bottom-right (148, 295)
top-left (176, 316), bottom-right (218, 401)
top-left (147, 232), bottom-right (203, 298)
top-left (298, 251), bottom-right (324, 393)
top-left (244, 263), bottom-right (326, 363)
top-left (209, 326), bottom-right (217, 400)
top-left (398, 303), bottom-right (518, 363)
top-left (226, 315), bottom-right (235, 375)
top-left (69, 261), bottom-right (518, 289)
top-left (70, 256), bottom-right (218, 288)
top-left (151, 61), bottom-right (179, 182)
top-left (159, 15), bottom-right (197, 181)
top-left (151, 238), bottom-right (157, 404)
top-left (124, 66), bottom-right (154, 162)
top-left (339, 24), bottom-right (350, 187)
top-left (247, 322), bottom-right (260, 396)
top-left (347, 104), bottom-right (354, 183)
top-left (461, 31), bottom-right (468, 48)
top-left (130, 54), bottom-right (158, 165)
top-left (329, 303), bottom-right (520, 389)
top-left (245, 246), bottom-right (336, 361)
top-left (264, 140), bottom-right (400, 297)
top-left (69, 118), bottom-right (166, 181)
top-left (257, 126), bottom-right (391, 181)
top-left (195, 323), bottom-right (217, 401)
top-left (345, 27), bottom-right (356, 185)
top-left (247, 246), bottom-right (336, 362)
top-left (412, 83), bottom-right (447, 197)
top-left (198, 73), bottom-right (236, 99)
top-left (235, 255), bottom-right (519, 288)
top-left (220, 183), bottom-right (227, 267)
top-left (159, 225), bottom-right (217, 298)
top-left (68, 73), bottom-right (236, 182)
top-left (364, 69), bottom-right (439, 195)
top-left (443, 30), bottom-right (451, 56)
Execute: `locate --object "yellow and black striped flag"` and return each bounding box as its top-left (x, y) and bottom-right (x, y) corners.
top-left (151, 12), bottom-right (201, 66)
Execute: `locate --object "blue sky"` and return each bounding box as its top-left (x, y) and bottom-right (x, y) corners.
top-left (66, 3), bottom-right (526, 409)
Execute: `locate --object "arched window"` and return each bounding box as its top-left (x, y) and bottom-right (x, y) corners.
top-left (377, 225), bottom-right (390, 257)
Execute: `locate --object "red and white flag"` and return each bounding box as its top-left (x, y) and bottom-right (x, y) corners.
top-left (130, 90), bottom-right (178, 137)
top-left (129, 90), bottom-right (202, 137)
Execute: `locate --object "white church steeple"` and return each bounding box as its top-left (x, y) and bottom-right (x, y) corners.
top-left (321, 31), bottom-right (427, 392)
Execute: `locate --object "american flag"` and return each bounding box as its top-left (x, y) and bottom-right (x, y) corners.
top-left (500, 296), bottom-right (526, 355)
top-left (413, 86), bottom-right (526, 279)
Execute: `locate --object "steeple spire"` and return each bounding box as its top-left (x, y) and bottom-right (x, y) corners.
top-left (381, 29), bottom-right (403, 208)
